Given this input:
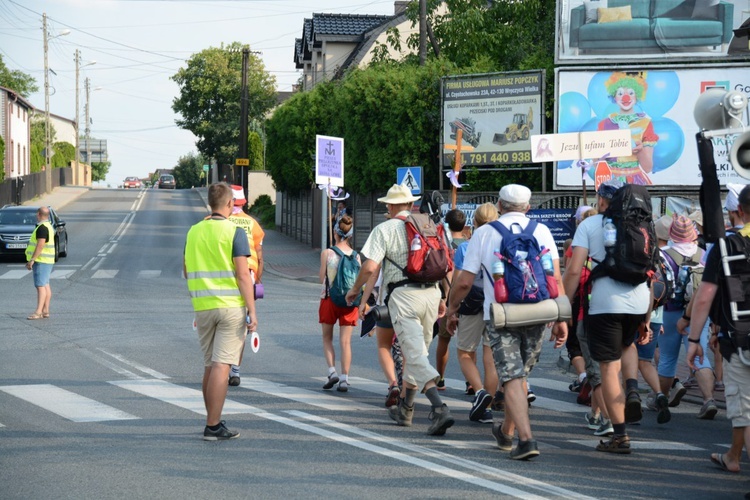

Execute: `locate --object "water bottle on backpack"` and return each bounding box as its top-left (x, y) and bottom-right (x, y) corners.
top-left (540, 247), bottom-right (558, 298)
top-left (518, 257), bottom-right (539, 296)
top-left (492, 250), bottom-right (509, 303)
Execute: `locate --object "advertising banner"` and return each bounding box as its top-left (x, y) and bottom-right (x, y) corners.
top-left (527, 209), bottom-right (576, 254)
top-left (556, 0), bottom-right (750, 64)
top-left (441, 71), bottom-right (544, 168)
top-left (555, 65), bottom-right (750, 188)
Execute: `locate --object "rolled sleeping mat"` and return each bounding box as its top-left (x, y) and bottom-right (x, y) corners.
top-left (489, 296), bottom-right (572, 330)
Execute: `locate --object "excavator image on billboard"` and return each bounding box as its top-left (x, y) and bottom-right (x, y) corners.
top-left (449, 117), bottom-right (481, 148)
top-left (493, 107), bottom-right (534, 145)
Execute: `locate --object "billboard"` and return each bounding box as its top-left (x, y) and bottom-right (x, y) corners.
top-left (441, 71), bottom-right (544, 168)
top-left (555, 65), bottom-right (750, 188)
top-left (556, 0), bottom-right (750, 64)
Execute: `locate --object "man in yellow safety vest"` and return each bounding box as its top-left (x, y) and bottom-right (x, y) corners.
top-left (25, 207), bottom-right (55, 320)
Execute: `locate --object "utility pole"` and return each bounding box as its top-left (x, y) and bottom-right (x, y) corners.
top-left (42, 13), bottom-right (69, 192)
top-left (419, 0), bottom-right (426, 65)
top-left (84, 77), bottom-right (91, 182)
top-left (74, 50), bottom-right (95, 186)
top-left (239, 46), bottom-right (249, 203)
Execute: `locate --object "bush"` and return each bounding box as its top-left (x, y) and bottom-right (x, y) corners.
top-left (249, 194), bottom-right (275, 229)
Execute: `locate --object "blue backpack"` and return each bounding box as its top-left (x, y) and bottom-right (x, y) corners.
top-left (326, 247), bottom-right (361, 307)
top-left (489, 220), bottom-right (550, 304)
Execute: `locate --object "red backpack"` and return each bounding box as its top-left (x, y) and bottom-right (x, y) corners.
top-left (389, 213), bottom-right (453, 283)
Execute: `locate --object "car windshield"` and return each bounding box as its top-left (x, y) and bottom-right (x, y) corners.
top-left (161, 176), bottom-right (173, 181)
top-left (0, 209), bottom-right (35, 225)
top-left (126, 177), bottom-right (138, 181)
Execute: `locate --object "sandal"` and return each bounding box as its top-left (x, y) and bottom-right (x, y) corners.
top-left (596, 434), bottom-right (631, 454)
top-left (27, 313), bottom-right (44, 320)
top-left (42, 312), bottom-right (50, 318)
top-left (711, 453), bottom-right (740, 473)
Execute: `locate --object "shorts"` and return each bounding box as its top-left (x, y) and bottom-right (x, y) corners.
top-left (486, 321), bottom-right (545, 384)
top-left (456, 313), bottom-right (489, 352)
top-left (566, 322), bottom-right (582, 360)
top-left (724, 353), bottom-right (750, 428)
top-left (658, 309), bottom-right (712, 378)
top-left (586, 313), bottom-right (644, 363)
top-left (196, 307), bottom-right (246, 367)
top-left (32, 262), bottom-right (53, 287)
top-left (319, 297), bottom-right (358, 326)
top-left (437, 316), bottom-right (451, 340)
top-left (636, 322), bottom-right (660, 361)
top-left (575, 321), bottom-right (601, 388)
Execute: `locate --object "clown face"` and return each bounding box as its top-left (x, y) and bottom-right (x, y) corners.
top-left (614, 87), bottom-right (637, 112)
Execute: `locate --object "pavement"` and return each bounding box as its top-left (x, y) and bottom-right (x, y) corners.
top-left (30, 185), bottom-right (723, 411)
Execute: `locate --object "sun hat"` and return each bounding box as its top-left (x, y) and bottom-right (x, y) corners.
top-left (377, 184), bottom-right (420, 205)
top-left (654, 215), bottom-right (672, 241)
top-left (669, 213), bottom-right (698, 243)
top-left (596, 179), bottom-right (624, 200)
top-left (231, 185), bottom-right (246, 207)
top-left (687, 210), bottom-right (703, 227)
top-left (725, 183), bottom-right (747, 211)
top-left (574, 205), bottom-right (594, 222)
top-left (498, 184), bottom-right (531, 204)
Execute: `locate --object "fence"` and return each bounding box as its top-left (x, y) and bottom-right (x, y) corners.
top-left (0, 168), bottom-right (72, 207)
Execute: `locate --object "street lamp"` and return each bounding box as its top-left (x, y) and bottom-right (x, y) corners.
top-left (83, 78), bottom-right (102, 183)
top-left (43, 12), bottom-right (70, 191)
top-left (74, 49), bottom-right (95, 186)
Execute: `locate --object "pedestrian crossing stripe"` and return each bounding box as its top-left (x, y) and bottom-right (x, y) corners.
top-left (92, 269), bottom-right (118, 279)
top-left (0, 269), bottom-right (162, 279)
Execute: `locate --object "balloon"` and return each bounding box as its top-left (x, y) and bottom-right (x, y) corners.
top-left (587, 72), bottom-right (617, 119)
top-left (558, 92), bottom-right (592, 133)
top-left (557, 160), bottom-right (574, 170)
top-left (651, 117), bottom-right (685, 173)
top-left (640, 71), bottom-right (680, 118)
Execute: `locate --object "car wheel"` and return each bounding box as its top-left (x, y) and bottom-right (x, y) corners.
top-left (59, 233), bottom-right (68, 258)
top-left (54, 238), bottom-right (59, 262)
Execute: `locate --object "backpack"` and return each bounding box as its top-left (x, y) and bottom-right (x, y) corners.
top-left (489, 220), bottom-right (550, 304)
top-left (664, 247), bottom-right (704, 310)
top-left (326, 247), bottom-right (361, 307)
top-left (391, 213), bottom-right (453, 283)
top-left (651, 249), bottom-right (676, 309)
top-left (591, 184), bottom-right (658, 286)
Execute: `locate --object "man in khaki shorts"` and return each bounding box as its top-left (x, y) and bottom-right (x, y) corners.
top-left (184, 183), bottom-right (258, 441)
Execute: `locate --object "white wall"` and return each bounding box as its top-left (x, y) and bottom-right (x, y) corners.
top-left (6, 97), bottom-right (30, 177)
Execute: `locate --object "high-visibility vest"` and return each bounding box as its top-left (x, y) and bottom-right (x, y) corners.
top-left (228, 213), bottom-right (259, 272)
top-left (26, 221), bottom-right (55, 264)
top-left (185, 219), bottom-right (245, 311)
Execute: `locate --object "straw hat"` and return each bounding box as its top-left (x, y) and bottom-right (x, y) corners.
top-left (377, 184), bottom-right (420, 204)
top-left (669, 213), bottom-right (698, 243)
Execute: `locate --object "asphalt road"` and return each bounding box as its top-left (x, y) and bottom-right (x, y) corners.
top-left (0, 188), bottom-right (746, 499)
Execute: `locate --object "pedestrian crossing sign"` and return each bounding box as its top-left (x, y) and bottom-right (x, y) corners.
top-left (396, 167), bottom-right (422, 195)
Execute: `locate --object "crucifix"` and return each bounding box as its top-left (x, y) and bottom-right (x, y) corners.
top-left (443, 128), bottom-right (474, 209)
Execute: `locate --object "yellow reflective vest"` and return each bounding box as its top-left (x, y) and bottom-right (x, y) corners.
top-left (26, 220), bottom-right (55, 264)
top-left (185, 218), bottom-right (245, 311)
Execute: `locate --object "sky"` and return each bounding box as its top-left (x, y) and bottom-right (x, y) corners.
top-left (0, 0), bottom-right (398, 187)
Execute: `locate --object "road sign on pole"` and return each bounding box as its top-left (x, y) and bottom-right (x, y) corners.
top-left (396, 166), bottom-right (422, 195)
top-left (202, 164), bottom-right (209, 172)
top-left (235, 158), bottom-right (250, 166)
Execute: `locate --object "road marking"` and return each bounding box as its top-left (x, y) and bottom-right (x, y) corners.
top-left (50, 269), bottom-right (75, 279)
top-left (290, 411), bottom-right (591, 499)
top-left (138, 270), bottom-right (161, 278)
top-left (97, 349), bottom-right (170, 379)
top-left (0, 384), bottom-right (138, 422)
top-left (110, 379), bottom-right (261, 416)
top-left (242, 377), bottom-right (376, 412)
top-left (568, 439), bottom-right (704, 451)
top-left (0, 270), bottom-right (29, 279)
top-left (92, 269), bottom-right (118, 279)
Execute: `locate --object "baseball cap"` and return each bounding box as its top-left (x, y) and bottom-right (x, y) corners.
top-left (596, 179), bottom-right (624, 200)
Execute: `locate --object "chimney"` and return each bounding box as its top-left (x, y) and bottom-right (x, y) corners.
top-left (394, 1), bottom-right (408, 15)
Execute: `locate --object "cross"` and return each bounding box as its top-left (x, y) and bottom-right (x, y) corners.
top-left (443, 128), bottom-right (474, 209)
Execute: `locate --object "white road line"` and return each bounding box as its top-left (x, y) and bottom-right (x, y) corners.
top-left (290, 411), bottom-right (591, 499)
top-left (242, 377), bottom-right (377, 412)
top-left (92, 269), bottom-right (118, 279)
top-left (80, 349), bottom-right (141, 379)
top-left (110, 379), bottom-right (261, 416)
top-left (0, 270), bottom-right (29, 279)
top-left (96, 349), bottom-right (170, 379)
top-left (568, 439), bottom-right (704, 451)
top-left (138, 270), bottom-right (161, 278)
top-left (0, 384), bottom-right (138, 422)
top-left (107, 243), bottom-right (118, 254)
top-left (50, 269), bottom-right (75, 279)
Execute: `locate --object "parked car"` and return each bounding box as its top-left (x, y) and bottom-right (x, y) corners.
top-left (158, 174), bottom-right (176, 189)
top-left (0, 205), bottom-right (68, 261)
top-left (123, 177), bottom-right (142, 189)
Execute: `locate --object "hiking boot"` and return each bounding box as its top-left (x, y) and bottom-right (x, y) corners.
top-left (584, 411), bottom-right (600, 430)
top-left (427, 404), bottom-right (455, 436)
top-left (577, 380), bottom-right (592, 406)
top-left (669, 380), bottom-right (687, 407)
top-left (596, 434), bottom-right (631, 454)
top-left (203, 421), bottom-right (240, 441)
top-left (491, 421), bottom-right (514, 451)
top-left (388, 398), bottom-right (414, 427)
top-left (655, 393), bottom-right (671, 424)
top-left (469, 389), bottom-right (492, 422)
top-left (593, 418), bottom-right (614, 437)
top-left (569, 377), bottom-right (585, 393)
top-left (436, 378), bottom-right (446, 391)
top-left (491, 390), bottom-right (505, 411)
top-left (625, 391), bottom-right (642, 424)
top-left (478, 409), bottom-right (493, 424)
top-left (510, 439), bottom-right (540, 460)
top-left (698, 400), bottom-right (718, 420)
top-left (385, 385), bottom-right (400, 408)
top-left (228, 376), bottom-right (241, 387)
top-left (323, 373), bottom-right (339, 390)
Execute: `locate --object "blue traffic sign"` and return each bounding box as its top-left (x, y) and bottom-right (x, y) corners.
top-left (396, 166), bottom-right (422, 195)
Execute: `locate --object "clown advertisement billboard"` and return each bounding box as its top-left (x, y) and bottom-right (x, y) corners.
top-left (556, 0), bottom-right (750, 65)
top-left (441, 71), bottom-right (544, 169)
top-left (554, 65), bottom-right (750, 189)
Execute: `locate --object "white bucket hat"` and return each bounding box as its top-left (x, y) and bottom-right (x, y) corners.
top-left (377, 184), bottom-right (420, 204)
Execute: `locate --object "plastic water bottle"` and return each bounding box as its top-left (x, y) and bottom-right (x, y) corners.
top-left (603, 218), bottom-right (617, 248)
top-left (492, 250), bottom-right (508, 303)
top-left (519, 259), bottom-right (539, 295)
top-left (410, 234), bottom-right (422, 251)
top-left (491, 252), bottom-right (505, 281)
top-left (674, 265), bottom-right (689, 305)
top-left (540, 248), bottom-right (558, 298)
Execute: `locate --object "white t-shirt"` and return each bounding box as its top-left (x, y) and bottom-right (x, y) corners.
top-left (461, 212), bottom-right (559, 321)
top-left (571, 214), bottom-right (649, 315)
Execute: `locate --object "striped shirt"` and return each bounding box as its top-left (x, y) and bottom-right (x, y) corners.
top-left (360, 210), bottom-right (411, 291)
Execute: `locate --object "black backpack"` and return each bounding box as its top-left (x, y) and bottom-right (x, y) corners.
top-left (591, 184), bottom-right (658, 286)
top-left (651, 249), bottom-right (675, 309)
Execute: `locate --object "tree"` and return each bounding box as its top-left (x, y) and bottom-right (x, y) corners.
top-left (51, 142), bottom-right (75, 169)
top-left (173, 152), bottom-right (204, 188)
top-left (171, 43), bottom-right (277, 166)
top-left (29, 118), bottom-right (53, 173)
top-left (0, 55), bottom-right (38, 97)
top-left (91, 161), bottom-right (109, 182)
